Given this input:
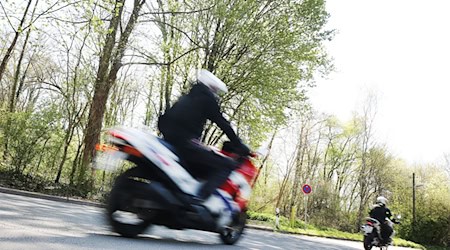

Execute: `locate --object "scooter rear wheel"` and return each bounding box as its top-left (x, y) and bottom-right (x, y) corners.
top-left (107, 167), bottom-right (152, 238)
top-left (363, 234), bottom-right (373, 250)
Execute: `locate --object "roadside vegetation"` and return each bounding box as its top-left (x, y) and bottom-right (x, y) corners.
top-left (0, 0), bottom-right (449, 249)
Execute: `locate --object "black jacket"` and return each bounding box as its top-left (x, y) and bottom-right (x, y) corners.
top-left (369, 204), bottom-right (392, 223)
top-left (158, 83), bottom-right (240, 144)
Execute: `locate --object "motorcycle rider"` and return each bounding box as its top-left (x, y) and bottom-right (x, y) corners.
top-left (369, 196), bottom-right (394, 244)
top-left (157, 69), bottom-right (250, 204)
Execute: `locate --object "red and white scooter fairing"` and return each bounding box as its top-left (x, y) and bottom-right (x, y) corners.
top-left (95, 127), bottom-right (259, 245)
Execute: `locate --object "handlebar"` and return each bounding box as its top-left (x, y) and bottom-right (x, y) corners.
top-left (222, 141), bottom-right (253, 157)
top-left (392, 218), bottom-right (401, 224)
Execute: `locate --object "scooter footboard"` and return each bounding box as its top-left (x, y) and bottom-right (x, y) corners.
top-left (123, 177), bottom-right (216, 231)
top-left (124, 178), bottom-right (184, 209)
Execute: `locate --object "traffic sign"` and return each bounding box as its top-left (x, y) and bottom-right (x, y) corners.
top-left (302, 184), bottom-right (312, 195)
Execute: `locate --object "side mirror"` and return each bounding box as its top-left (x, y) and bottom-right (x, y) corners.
top-left (396, 214), bottom-right (402, 219)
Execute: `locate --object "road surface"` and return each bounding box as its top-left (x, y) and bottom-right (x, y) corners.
top-left (0, 192), bottom-right (415, 250)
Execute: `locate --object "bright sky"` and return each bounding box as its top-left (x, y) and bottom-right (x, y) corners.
top-left (309, 1), bottom-right (450, 164)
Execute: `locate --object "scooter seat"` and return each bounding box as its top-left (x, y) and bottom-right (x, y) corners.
top-left (157, 138), bottom-right (179, 155)
top-left (156, 138), bottom-right (208, 181)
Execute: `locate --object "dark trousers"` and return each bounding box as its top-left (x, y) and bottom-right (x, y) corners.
top-left (169, 139), bottom-right (238, 199)
top-left (380, 222), bottom-right (393, 242)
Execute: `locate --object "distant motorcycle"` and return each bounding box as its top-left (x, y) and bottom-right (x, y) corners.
top-left (94, 127), bottom-right (259, 245)
top-left (361, 215), bottom-right (401, 250)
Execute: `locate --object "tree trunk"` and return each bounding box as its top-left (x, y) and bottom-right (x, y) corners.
top-left (289, 125), bottom-right (307, 219)
top-left (0, 0), bottom-right (33, 83)
top-left (2, 0), bottom-right (34, 161)
top-left (33, 137), bottom-right (50, 174)
top-left (78, 0), bottom-right (126, 188)
top-left (78, 0), bottom-right (145, 190)
top-left (144, 80), bottom-right (155, 126)
top-left (8, 0), bottom-right (37, 113)
top-left (259, 129), bottom-right (277, 186)
top-left (70, 138), bottom-right (83, 186)
top-left (55, 125), bottom-right (75, 184)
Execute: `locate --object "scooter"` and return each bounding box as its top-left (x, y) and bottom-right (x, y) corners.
top-left (361, 215), bottom-right (401, 250)
top-left (94, 127), bottom-right (259, 245)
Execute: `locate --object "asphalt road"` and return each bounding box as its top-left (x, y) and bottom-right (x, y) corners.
top-left (0, 192), bottom-right (415, 250)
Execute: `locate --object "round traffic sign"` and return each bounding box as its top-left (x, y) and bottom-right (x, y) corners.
top-left (302, 184), bottom-right (312, 194)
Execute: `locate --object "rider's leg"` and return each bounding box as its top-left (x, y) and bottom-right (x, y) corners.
top-left (173, 140), bottom-right (238, 200)
top-left (197, 157), bottom-right (236, 199)
top-left (384, 223), bottom-right (394, 243)
top-left (380, 223), bottom-right (393, 243)
top-left (376, 223), bottom-right (382, 240)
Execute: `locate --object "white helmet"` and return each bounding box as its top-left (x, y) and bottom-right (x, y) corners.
top-left (376, 196), bottom-right (388, 206)
top-left (197, 69), bottom-right (228, 94)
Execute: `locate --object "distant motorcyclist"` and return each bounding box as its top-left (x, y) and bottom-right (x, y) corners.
top-left (158, 69), bottom-right (249, 203)
top-left (369, 196), bottom-right (394, 244)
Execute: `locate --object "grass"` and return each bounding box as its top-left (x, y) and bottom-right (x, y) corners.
top-left (424, 246), bottom-right (450, 250)
top-left (279, 224), bottom-right (424, 249)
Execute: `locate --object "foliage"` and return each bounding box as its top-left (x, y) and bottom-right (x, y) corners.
top-left (0, 167), bottom-right (75, 197)
top-left (247, 210), bottom-right (277, 222)
top-left (0, 104), bottom-right (62, 173)
top-left (136, 0), bottom-right (334, 147)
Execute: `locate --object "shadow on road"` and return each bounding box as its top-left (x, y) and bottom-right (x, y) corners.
top-left (93, 232), bottom-right (230, 247)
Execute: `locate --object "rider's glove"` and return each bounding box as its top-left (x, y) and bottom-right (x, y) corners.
top-left (237, 141), bottom-right (251, 156)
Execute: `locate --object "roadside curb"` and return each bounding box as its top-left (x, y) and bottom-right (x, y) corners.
top-left (245, 224), bottom-right (276, 232)
top-left (0, 186), bottom-right (104, 208)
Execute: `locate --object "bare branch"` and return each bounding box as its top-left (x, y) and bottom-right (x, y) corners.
top-left (170, 46), bottom-right (203, 64)
top-left (39, 81), bottom-right (67, 99)
top-left (0, 1), bottom-right (15, 31)
top-left (122, 61), bottom-right (163, 66)
top-left (141, 18), bottom-right (202, 47)
top-left (140, 4), bottom-right (215, 16)
top-left (123, 46), bottom-right (202, 67)
top-left (27, 1), bottom-right (83, 28)
top-left (44, 15), bottom-right (108, 25)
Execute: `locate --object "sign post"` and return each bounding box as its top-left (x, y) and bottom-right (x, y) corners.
top-left (304, 195), bottom-right (307, 224)
top-left (275, 207), bottom-right (280, 229)
top-left (302, 184), bottom-right (312, 224)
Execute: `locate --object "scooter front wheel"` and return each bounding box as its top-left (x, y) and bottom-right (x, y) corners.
top-left (219, 211), bottom-right (247, 245)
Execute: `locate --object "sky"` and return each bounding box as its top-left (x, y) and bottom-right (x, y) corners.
top-left (309, 1), bottom-right (450, 164)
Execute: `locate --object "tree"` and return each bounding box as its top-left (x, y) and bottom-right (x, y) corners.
top-left (79, 0), bottom-right (146, 190)
top-left (2, 0), bottom-right (36, 160)
top-left (134, 0), bottom-right (333, 148)
top-left (354, 92), bottom-right (379, 231)
top-left (0, 0), bottom-right (33, 84)
top-left (443, 153), bottom-right (450, 178)
top-left (197, 0), bottom-right (333, 147)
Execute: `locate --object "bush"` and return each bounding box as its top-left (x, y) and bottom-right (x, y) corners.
top-left (0, 106), bottom-right (62, 174)
top-left (247, 211), bottom-right (276, 222)
top-left (247, 210), bottom-right (316, 230)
